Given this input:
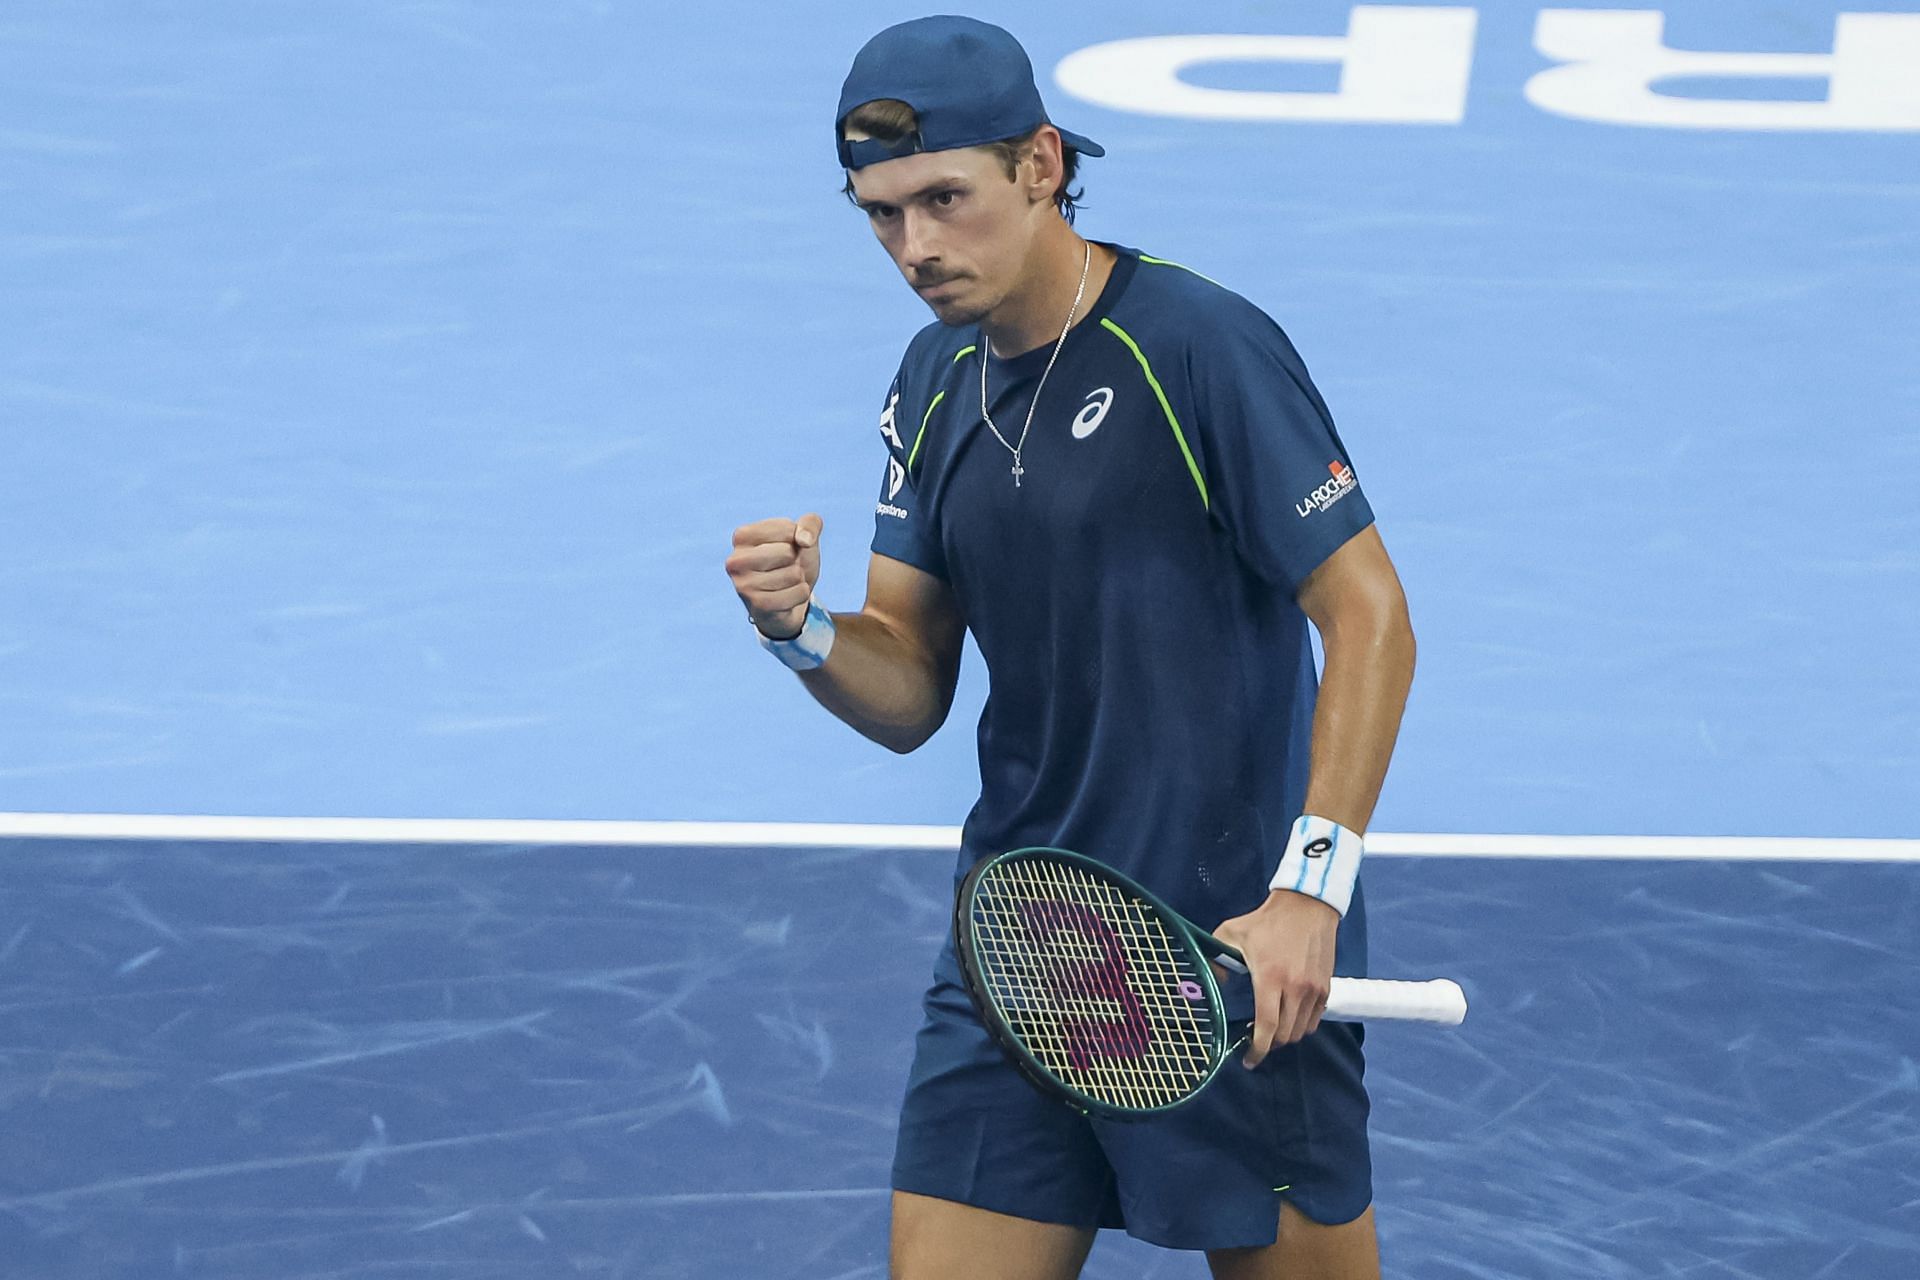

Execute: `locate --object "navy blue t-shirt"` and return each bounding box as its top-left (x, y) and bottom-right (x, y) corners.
top-left (872, 245), bottom-right (1374, 982)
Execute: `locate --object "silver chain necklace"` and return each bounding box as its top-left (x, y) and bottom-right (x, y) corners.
top-left (979, 240), bottom-right (1093, 489)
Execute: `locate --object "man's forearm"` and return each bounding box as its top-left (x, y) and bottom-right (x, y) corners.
top-left (1301, 609), bottom-right (1416, 835)
top-left (795, 612), bottom-right (955, 754)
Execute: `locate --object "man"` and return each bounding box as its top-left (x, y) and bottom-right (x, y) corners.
top-left (724, 16), bottom-right (1415, 1279)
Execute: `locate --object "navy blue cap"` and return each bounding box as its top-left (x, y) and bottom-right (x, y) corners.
top-left (836, 16), bottom-right (1104, 171)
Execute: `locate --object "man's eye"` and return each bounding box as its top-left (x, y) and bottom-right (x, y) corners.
top-left (869, 205), bottom-right (897, 221)
top-left (932, 190), bottom-right (960, 208)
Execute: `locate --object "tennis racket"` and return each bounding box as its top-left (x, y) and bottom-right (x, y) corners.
top-left (954, 846), bottom-right (1466, 1119)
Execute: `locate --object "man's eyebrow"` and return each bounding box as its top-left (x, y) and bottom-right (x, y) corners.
top-left (854, 177), bottom-right (969, 210)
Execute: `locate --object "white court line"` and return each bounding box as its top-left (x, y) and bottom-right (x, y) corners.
top-left (0, 812), bottom-right (963, 849)
top-left (0, 812), bottom-right (1915, 861)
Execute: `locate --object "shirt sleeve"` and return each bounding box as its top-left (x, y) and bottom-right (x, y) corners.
top-left (1189, 299), bottom-right (1374, 593)
top-left (867, 368), bottom-right (949, 581)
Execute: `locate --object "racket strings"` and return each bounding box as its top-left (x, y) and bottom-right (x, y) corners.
top-left (983, 859), bottom-right (1205, 1113)
top-left (970, 857), bottom-right (1219, 1110)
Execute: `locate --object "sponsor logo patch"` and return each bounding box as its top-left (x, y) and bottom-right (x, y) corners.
top-left (1296, 460), bottom-right (1359, 518)
top-left (878, 390), bottom-right (904, 450)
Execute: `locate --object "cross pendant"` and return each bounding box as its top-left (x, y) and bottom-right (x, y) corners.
top-left (1011, 458), bottom-right (1024, 488)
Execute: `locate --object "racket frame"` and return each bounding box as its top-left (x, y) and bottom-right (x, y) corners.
top-left (953, 846), bottom-right (1237, 1120)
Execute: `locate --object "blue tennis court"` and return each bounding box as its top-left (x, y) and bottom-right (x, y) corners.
top-left (2, 0), bottom-right (1916, 1275)
top-left (0, 835), bottom-right (1914, 1277)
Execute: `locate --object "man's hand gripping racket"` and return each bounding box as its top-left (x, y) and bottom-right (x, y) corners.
top-left (955, 847), bottom-right (1465, 1120)
top-left (1212, 887), bottom-right (1341, 1069)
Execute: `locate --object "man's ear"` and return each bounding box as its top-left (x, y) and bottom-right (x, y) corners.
top-left (1025, 128), bottom-right (1064, 207)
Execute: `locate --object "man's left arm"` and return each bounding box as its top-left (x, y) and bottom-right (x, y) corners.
top-left (1212, 524), bottom-right (1415, 1066)
top-left (1296, 525), bottom-right (1415, 836)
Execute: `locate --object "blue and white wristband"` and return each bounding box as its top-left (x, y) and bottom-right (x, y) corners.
top-left (755, 598), bottom-right (836, 671)
top-left (1269, 814), bottom-right (1364, 917)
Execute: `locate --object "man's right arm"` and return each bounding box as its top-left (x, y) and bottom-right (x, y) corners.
top-left (726, 516), bottom-right (965, 754)
top-left (795, 551), bottom-right (965, 753)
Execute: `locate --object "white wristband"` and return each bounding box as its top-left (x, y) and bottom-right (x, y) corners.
top-left (755, 598), bottom-right (836, 671)
top-left (1269, 814), bottom-right (1364, 917)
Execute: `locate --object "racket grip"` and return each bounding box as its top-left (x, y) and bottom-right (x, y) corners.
top-left (1326, 977), bottom-right (1467, 1026)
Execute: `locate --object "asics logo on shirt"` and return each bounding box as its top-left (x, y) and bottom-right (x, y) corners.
top-left (1072, 387), bottom-right (1115, 439)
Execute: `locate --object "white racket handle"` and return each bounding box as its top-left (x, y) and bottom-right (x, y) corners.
top-left (1207, 949), bottom-right (1466, 1026)
top-left (1326, 977), bottom-right (1467, 1026)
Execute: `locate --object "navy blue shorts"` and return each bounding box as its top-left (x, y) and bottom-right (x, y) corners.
top-left (891, 955), bottom-right (1373, 1251)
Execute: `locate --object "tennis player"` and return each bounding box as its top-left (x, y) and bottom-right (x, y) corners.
top-left (725, 17), bottom-right (1416, 1279)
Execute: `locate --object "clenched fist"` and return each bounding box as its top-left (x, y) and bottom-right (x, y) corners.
top-left (726, 515), bottom-right (823, 640)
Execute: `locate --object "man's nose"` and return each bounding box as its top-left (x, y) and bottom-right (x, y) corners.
top-left (900, 208), bottom-right (939, 274)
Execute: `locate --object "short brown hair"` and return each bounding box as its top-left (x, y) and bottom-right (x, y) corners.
top-left (840, 99), bottom-right (1084, 224)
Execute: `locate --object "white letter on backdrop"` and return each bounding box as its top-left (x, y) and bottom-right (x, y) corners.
top-left (1054, 6), bottom-right (1479, 124)
top-left (1527, 10), bottom-right (1920, 131)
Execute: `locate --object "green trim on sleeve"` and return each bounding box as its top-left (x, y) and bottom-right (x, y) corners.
top-left (905, 346), bottom-right (978, 472)
top-left (1138, 254), bottom-right (1226, 290)
top-left (1098, 317), bottom-right (1210, 511)
top-left (909, 391), bottom-right (944, 471)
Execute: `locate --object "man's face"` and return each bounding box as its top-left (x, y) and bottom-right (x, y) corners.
top-left (846, 143), bottom-right (1037, 328)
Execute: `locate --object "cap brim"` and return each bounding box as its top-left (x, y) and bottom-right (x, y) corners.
top-left (1056, 127), bottom-right (1104, 158)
